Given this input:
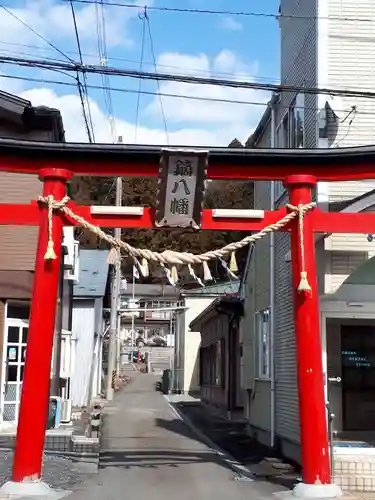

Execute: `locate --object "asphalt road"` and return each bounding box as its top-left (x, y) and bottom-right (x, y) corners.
top-left (67, 374), bottom-right (283, 500)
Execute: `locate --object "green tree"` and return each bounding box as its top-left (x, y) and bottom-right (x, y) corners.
top-left (71, 175), bottom-right (253, 283)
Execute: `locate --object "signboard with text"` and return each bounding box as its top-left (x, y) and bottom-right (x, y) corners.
top-left (155, 150), bottom-right (207, 229)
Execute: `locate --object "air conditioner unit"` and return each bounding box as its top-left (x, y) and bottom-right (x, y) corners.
top-left (63, 227), bottom-right (75, 269)
top-left (48, 396), bottom-right (62, 429)
top-left (64, 240), bottom-right (80, 281)
top-left (61, 399), bottom-right (72, 424)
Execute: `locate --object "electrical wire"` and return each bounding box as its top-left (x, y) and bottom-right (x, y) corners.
top-left (0, 39), bottom-right (281, 84)
top-left (62, 0), bottom-right (375, 23)
top-left (3, 54), bottom-right (375, 100)
top-left (69, 0), bottom-right (96, 142)
top-left (0, 3), bottom-right (74, 63)
top-left (3, 73), bottom-right (375, 117)
top-left (134, 10), bottom-right (147, 143)
top-left (145, 9), bottom-right (169, 145)
top-left (95, 0), bottom-right (117, 142)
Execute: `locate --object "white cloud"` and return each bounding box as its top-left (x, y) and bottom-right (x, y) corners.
top-left (220, 17), bottom-right (243, 31)
top-left (20, 87), bottom-right (249, 146)
top-left (0, 0), bottom-right (150, 51)
top-left (147, 50), bottom-right (268, 126)
top-left (17, 50), bottom-right (268, 147)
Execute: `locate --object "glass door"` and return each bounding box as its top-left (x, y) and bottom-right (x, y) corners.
top-left (2, 319), bottom-right (28, 422)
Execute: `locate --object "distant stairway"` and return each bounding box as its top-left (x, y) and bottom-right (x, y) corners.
top-left (147, 347), bottom-right (173, 374)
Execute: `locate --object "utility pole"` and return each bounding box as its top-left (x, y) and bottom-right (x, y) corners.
top-left (106, 137), bottom-right (123, 400)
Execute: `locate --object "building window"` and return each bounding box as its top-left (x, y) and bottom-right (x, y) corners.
top-left (220, 338), bottom-right (226, 389)
top-left (273, 95), bottom-right (305, 201)
top-left (290, 93), bottom-right (305, 148)
top-left (256, 309), bottom-right (271, 379)
top-left (7, 302), bottom-right (30, 321)
top-left (200, 341), bottom-right (225, 387)
top-left (276, 96), bottom-right (305, 150)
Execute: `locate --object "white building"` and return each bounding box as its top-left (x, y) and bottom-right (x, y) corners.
top-left (172, 281), bottom-right (240, 395)
top-left (242, 0), bottom-right (375, 491)
top-left (70, 249), bottom-right (109, 408)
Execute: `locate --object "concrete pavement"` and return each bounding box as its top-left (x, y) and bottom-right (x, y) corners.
top-left (66, 373), bottom-right (284, 500)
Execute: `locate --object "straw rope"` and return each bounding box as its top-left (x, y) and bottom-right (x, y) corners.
top-left (38, 195), bottom-right (316, 290)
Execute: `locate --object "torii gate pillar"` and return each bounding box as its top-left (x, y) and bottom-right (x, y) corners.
top-left (11, 168), bottom-right (71, 486)
top-left (287, 176), bottom-right (339, 498)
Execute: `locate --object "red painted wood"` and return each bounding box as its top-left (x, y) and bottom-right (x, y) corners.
top-left (0, 155), bottom-right (160, 177)
top-left (207, 161), bottom-right (375, 181)
top-left (287, 176), bottom-right (331, 485)
top-left (4, 203), bottom-right (375, 235)
top-left (12, 169), bottom-right (72, 483)
top-left (3, 145), bottom-right (375, 489)
top-left (2, 152), bottom-right (375, 181)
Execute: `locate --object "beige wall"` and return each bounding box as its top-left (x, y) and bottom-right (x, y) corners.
top-left (183, 297), bottom-right (214, 393)
top-left (183, 330), bottom-right (201, 393)
top-left (0, 125), bottom-right (56, 271)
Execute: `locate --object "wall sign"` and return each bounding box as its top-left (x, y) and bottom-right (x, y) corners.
top-left (155, 150), bottom-right (207, 229)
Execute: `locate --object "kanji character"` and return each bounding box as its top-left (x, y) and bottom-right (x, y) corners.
top-left (171, 179), bottom-right (190, 195)
top-left (173, 159), bottom-right (193, 177)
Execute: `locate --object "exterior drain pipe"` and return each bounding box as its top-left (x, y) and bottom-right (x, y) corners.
top-left (269, 97), bottom-right (277, 449)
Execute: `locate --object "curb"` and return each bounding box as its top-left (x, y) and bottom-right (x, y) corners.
top-left (165, 396), bottom-right (255, 481)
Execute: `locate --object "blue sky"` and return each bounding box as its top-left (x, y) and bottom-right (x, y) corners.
top-left (1, 0), bottom-right (280, 146)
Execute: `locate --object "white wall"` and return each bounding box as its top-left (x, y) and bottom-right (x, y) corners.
top-left (70, 299), bottom-right (95, 407)
top-left (182, 297), bottom-right (214, 393)
top-left (184, 331), bottom-right (201, 393)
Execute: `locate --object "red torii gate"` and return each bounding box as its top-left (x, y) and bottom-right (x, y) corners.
top-left (1, 139), bottom-right (375, 497)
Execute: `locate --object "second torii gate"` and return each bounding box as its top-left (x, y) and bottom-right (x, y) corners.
top-left (0, 140), bottom-right (374, 498)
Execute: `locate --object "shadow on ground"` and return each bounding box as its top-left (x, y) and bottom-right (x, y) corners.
top-left (156, 401), bottom-right (301, 490)
top-left (100, 448), bottom-right (234, 472)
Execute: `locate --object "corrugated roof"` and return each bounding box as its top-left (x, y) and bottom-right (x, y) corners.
top-left (182, 280), bottom-right (240, 296)
top-left (74, 249), bottom-right (109, 297)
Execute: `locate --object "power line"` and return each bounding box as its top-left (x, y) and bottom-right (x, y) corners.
top-left (69, 0), bottom-right (95, 142)
top-left (62, 0), bottom-right (375, 22)
top-left (134, 9), bottom-right (147, 143)
top-left (95, 0), bottom-right (117, 142)
top-left (2, 73), bottom-right (375, 117)
top-left (0, 39), bottom-right (281, 84)
top-left (145, 9), bottom-right (169, 145)
top-left (0, 3), bottom-right (74, 62)
top-left (2, 54), bottom-right (375, 101)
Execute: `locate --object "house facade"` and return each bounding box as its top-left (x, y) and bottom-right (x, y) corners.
top-left (190, 294), bottom-right (244, 415)
top-left (0, 91), bottom-right (75, 424)
top-left (173, 280), bottom-right (241, 396)
top-left (242, 0), bottom-right (375, 488)
top-left (119, 283), bottom-right (180, 348)
top-left (70, 249), bottom-right (109, 408)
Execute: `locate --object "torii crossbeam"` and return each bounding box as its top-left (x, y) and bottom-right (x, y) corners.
top-left (1, 138), bottom-right (375, 498)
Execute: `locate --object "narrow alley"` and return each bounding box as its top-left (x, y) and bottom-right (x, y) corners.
top-left (67, 374), bottom-right (283, 500)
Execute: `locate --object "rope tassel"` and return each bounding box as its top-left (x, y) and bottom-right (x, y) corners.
top-left (141, 258), bottom-right (149, 277)
top-left (202, 261), bottom-right (213, 281)
top-left (44, 195), bottom-right (57, 260)
top-left (37, 195), bottom-right (316, 290)
top-left (107, 247), bottom-right (119, 264)
top-left (171, 266), bottom-right (179, 284)
top-left (297, 271), bottom-right (311, 292)
top-left (229, 251), bottom-right (238, 273)
top-left (289, 203), bottom-right (314, 294)
top-left (44, 240), bottom-right (56, 260)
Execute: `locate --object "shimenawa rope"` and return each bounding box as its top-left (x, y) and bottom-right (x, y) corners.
top-left (38, 195), bottom-right (316, 292)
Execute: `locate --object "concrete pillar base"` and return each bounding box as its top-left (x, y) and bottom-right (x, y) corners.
top-left (293, 482), bottom-right (343, 498)
top-left (0, 480), bottom-right (70, 498)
